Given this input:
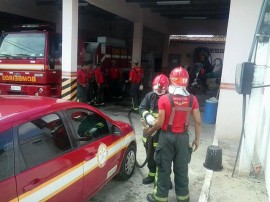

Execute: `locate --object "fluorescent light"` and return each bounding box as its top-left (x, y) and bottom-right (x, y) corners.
top-left (183, 17), bottom-right (207, 20)
top-left (156, 1), bottom-right (190, 5)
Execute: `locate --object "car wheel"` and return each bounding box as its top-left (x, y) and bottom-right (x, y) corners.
top-left (118, 144), bottom-right (136, 180)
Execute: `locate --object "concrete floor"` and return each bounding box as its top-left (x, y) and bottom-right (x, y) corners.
top-left (90, 88), bottom-right (269, 202)
top-left (80, 67), bottom-right (270, 201)
top-left (91, 93), bottom-right (217, 202)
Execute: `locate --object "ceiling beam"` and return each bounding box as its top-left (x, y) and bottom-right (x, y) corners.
top-left (162, 13), bottom-right (229, 19)
top-left (36, 0), bottom-right (58, 6)
top-left (126, 0), bottom-right (230, 3)
top-left (139, 3), bottom-right (229, 8)
top-left (151, 7), bottom-right (230, 14)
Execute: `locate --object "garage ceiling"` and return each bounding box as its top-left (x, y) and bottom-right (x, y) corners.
top-left (36, 0), bottom-right (230, 20)
top-left (126, 0), bottom-right (230, 20)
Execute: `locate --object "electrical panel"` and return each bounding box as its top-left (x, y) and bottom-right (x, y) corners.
top-left (235, 62), bottom-right (254, 94)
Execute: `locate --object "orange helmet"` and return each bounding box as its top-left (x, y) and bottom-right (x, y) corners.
top-left (152, 74), bottom-right (169, 95)
top-left (169, 66), bottom-right (189, 87)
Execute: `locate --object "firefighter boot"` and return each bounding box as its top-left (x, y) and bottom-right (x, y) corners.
top-left (176, 195), bottom-right (190, 202)
top-left (147, 194), bottom-right (168, 202)
top-left (177, 197), bottom-right (190, 202)
top-left (142, 176), bottom-right (155, 184)
top-left (146, 194), bottom-right (155, 202)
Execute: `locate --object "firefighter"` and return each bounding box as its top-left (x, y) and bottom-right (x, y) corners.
top-left (128, 60), bottom-right (144, 111)
top-left (145, 66), bottom-right (201, 202)
top-left (109, 60), bottom-right (122, 98)
top-left (85, 62), bottom-right (95, 104)
top-left (139, 74), bottom-right (169, 185)
top-left (77, 62), bottom-right (88, 103)
top-left (93, 63), bottom-right (105, 106)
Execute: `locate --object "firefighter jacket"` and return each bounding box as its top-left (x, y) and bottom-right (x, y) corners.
top-left (139, 91), bottom-right (160, 147)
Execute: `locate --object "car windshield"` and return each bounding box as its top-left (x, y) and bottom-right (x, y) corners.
top-left (0, 33), bottom-right (45, 58)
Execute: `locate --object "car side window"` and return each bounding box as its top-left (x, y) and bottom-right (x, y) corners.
top-left (68, 109), bottom-right (110, 144)
top-left (0, 129), bottom-right (14, 181)
top-left (18, 113), bottom-right (71, 169)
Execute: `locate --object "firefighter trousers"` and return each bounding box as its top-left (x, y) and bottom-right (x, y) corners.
top-left (130, 83), bottom-right (140, 109)
top-left (153, 130), bottom-right (191, 202)
top-left (77, 84), bottom-right (87, 103)
top-left (144, 138), bottom-right (157, 177)
top-left (95, 83), bottom-right (105, 104)
top-left (143, 130), bottom-right (160, 177)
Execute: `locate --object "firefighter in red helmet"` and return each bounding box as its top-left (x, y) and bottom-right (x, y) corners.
top-left (146, 67), bottom-right (201, 202)
top-left (139, 74), bottom-right (170, 185)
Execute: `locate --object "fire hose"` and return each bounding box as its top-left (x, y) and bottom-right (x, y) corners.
top-left (127, 109), bottom-right (153, 168)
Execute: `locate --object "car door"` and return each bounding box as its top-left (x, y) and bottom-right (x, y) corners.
top-left (0, 128), bottom-right (17, 201)
top-left (66, 108), bottom-right (122, 200)
top-left (14, 112), bottom-right (84, 202)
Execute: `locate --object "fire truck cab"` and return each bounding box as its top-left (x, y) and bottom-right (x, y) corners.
top-left (0, 25), bottom-right (131, 98)
top-left (0, 24), bottom-right (62, 97)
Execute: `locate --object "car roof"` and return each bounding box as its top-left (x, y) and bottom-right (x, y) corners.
top-left (0, 95), bottom-right (104, 132)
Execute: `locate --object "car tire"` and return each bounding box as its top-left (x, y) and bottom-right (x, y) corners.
top-left (118, 144), bottom-right (136, 180)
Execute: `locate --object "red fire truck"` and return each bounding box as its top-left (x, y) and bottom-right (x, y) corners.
top-left (0, 24), bottom-right (65, 97)
top-left (0, 25), bottom-right (131, 98)
top-left (85, 36), bottom-right (131, 76)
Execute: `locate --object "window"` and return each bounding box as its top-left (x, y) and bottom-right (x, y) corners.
top-left (52, 33), bottom-right (62, 58)
top-left (18, 114), bottom-right (71, 169)
top-left (0, 129), bottom-right (14, 181)
top-left (68, 109), bottom-right (109, 144)
top-left (0, 33), bottom-right (45, 58)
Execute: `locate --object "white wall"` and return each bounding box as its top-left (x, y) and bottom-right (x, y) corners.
top-left (245, 38), bottom-right (270, 195)
top-left (216, 0), bottom-right (270, 194)
top-left (259, 67), bottom-right (270, 194)
top-left (215, 0), bottom-right (262, 139)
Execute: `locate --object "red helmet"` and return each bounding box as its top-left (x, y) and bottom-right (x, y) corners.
top-left (170, 66), bottom-right (189, 87)
top-left (152, 74), bottom-right (169, 95)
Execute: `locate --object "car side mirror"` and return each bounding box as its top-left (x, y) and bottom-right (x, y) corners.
top-left (111, 125), bottom-right (122, 135)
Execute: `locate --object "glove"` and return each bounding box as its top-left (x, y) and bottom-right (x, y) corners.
top-left (145, 114), bottom-right (155, 126)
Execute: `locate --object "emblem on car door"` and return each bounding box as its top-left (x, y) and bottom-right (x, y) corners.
top-left (97, 143), bottom-right (108, 168)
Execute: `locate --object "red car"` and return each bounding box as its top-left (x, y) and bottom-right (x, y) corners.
top-left (0, 95), bottom-right (136, 202)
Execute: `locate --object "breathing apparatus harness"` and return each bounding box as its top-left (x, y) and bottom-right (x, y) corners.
top-left (167, 93), bottom-right (193, 132)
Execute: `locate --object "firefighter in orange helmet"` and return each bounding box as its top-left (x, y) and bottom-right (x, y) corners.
top-left (139, 74), bottom-right (169, 185)
top-left (146, 67), bottom-right (201, 202)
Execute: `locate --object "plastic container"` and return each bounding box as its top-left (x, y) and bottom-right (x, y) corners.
top-left (204, 98), bottom-right (218, 124)
top-left (203, 145), bottom-right (223, 171)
